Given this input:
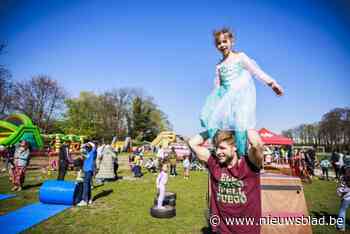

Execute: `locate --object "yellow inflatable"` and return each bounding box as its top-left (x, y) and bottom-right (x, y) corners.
top-left (151, 131), bottom-right (176, 148)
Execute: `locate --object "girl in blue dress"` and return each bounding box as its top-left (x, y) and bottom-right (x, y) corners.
top-left (200, 28), bottom-right (284, 156)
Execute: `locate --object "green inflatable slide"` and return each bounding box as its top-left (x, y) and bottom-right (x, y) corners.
top-left (0, 114), bottom-right (43, 149)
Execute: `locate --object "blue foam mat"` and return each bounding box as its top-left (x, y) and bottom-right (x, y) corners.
top-left (0, 203), bottom-right (70, 234)
top-left (39, 180), bottom-right (79, 205)
top-left (0, 194), bottom-right (16, 201)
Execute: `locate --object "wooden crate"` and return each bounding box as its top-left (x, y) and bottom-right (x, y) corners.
top-left (261, 173), bottom-right (312, 234)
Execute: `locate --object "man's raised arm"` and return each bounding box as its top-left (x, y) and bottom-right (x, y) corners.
top-left (188, 131), bottom-right (211, 163)
top-left (247, 130), bottom-right (264, 169)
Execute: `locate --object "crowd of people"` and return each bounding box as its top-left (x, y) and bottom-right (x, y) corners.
top-left (128, 145), bottom-right (193, 180)
top-left (0, 140), bottom-right (119, 206)
top-left (58, 141), bottom-right (123, 206)
top-left (0, 139), bottom-right (194, 200)
top-left (262, 145), bottom-right (350, 231)
top-left (263, 145), bottom-right (350, 184)
top-left (263, 146), bottom-right (317, 182)
top-left (290, 148), bottom-right (316, 182)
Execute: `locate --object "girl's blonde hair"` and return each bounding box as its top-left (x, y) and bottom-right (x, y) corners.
top-left (213, 27), bottom-right (235, 45)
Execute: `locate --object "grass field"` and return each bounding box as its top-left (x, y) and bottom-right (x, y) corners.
top-left (0, 155), bottom-right (349, 233)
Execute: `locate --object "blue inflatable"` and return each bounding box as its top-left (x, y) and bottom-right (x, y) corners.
top-left (39, 180), bottom-right (82, 205)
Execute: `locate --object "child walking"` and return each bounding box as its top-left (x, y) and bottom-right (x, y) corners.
top-left (320, 157), bottom-right (331, 180)
top-left (156, 163), bottom-right (168, 209)
top-left (200, 28), bottom-right (283, 155)
top-left (183, 155), bottom-right (190, 179)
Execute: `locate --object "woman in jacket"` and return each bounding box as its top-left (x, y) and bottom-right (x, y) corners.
top-left (11, 141), bottom-right (30, 191)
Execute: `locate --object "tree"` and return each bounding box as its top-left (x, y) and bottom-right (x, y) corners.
top-left (0, 70), bottom-right (13, 114)
top-left (62, 88), bottom-right (171, 142)
top-left (281, 129), bottom-right (293, 139)
top-left (131, 95), bottom-right (171, 141)
top-left (0, 44), bottom-right (14, 115)
top-left (102, 88), bottom-right (136, 139)
top-left (281, 107), bottom-right (350, 151)
top-left (63, 91), bottom-right (100, 138)
top-left (11, 75), bottom-right (66, 133)
top-left (319, 108), bottom-right (350, 151)
top-left (131, 96), bottom-right (149, 139)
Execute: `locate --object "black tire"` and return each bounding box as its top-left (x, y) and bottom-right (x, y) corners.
top-left (150, 206), bottom-right (176, 218)
top-left (157, 191), bottom-right (176, 200)
top-left (154, 197), bottom-right (176, 206)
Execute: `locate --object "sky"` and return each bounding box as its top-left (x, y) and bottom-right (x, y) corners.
top-left (1, 0), bottom-right (350, 137)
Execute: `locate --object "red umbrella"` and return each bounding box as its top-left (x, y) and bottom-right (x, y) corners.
top-left (258, 128), bottom-right (293, 145)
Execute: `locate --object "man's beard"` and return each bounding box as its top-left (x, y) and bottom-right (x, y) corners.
top-left (218, 154), bottom-right (233, 166)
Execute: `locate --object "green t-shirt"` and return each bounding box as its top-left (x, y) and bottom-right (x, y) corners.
top-left (320, 160), bottom-right (331, 168)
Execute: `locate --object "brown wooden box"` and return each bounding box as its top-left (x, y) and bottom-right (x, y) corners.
top-left (260, 173), bottom-right (312, 234)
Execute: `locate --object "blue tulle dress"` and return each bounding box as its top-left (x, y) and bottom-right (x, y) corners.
top-left (201, 52), bottom-right (273, 155)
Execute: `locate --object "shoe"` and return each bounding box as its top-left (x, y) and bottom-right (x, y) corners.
top-left (11, 186), bottom-right (18, 191)
top-left (77, 200), bottom-right (88, 206)
top-left (1, 168), bottom-right (6, 172)
top-left (88, 199), bottom-right (93, 205)
top-left (17, 187), bottom-right (22, 191)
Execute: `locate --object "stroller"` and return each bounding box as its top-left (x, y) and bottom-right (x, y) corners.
top-left (144, 158), bottom-right (157, 173)
top-left (191, 160), bottom-right (205, 171)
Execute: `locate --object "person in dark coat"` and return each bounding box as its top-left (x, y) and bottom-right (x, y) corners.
top-left (331, 150), bottom-right (341, 180)
top-left (307, 147), bottom-right (316, 176)
top-left (57, 141), bottom-right (73, 180)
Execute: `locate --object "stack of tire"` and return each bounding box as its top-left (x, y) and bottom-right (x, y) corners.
top-left (150, 191), bottom-right (176, 218)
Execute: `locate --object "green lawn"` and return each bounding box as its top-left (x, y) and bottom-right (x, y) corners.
top-left (304, 179), bottom-right (349, 233)
top-left (0, 156), bottom-right (349, 233)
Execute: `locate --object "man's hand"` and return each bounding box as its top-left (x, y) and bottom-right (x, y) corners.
top-left (247, 130), bottom-right (264, 168)
top-left (188, 132), bottom-right (210, 163)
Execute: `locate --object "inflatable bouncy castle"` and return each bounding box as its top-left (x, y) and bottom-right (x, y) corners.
top-left (0, 113), bottom-right (43, 149)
